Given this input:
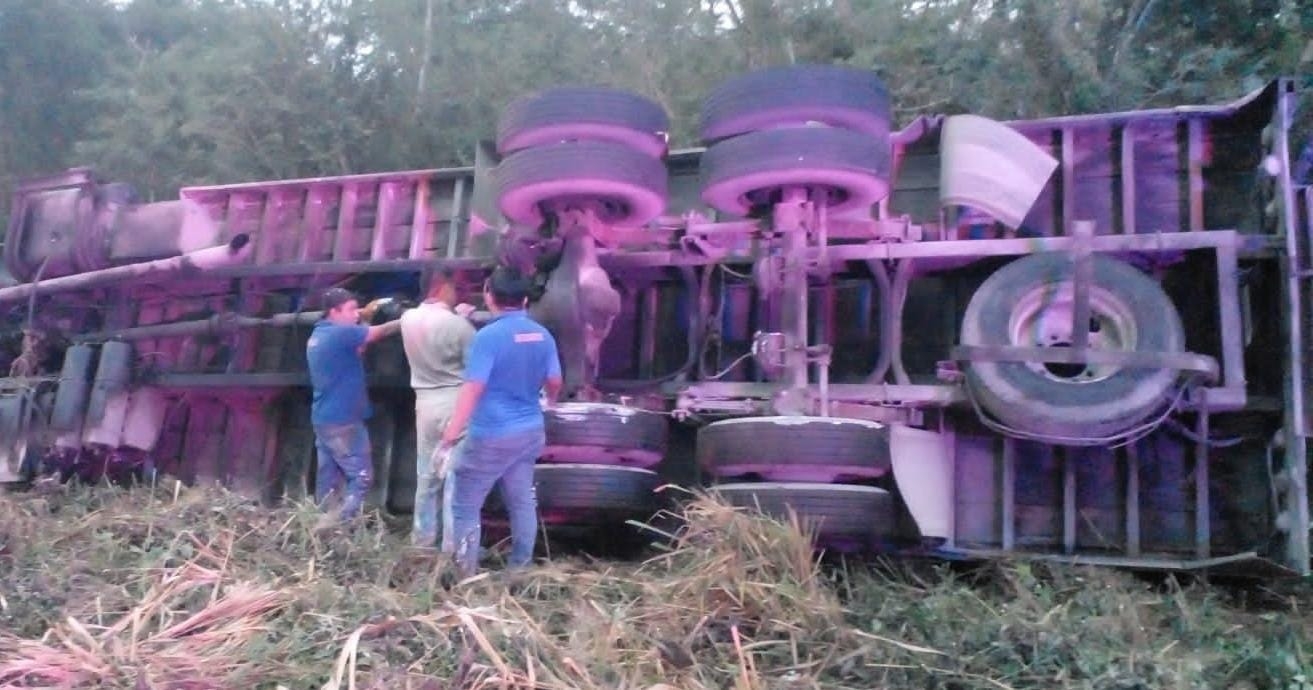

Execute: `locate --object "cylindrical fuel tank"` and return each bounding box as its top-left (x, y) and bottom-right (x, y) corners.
top-left (4, 187), bottom-right (96, 280)
top-left (5, 177), bottom-right (224, 282)
top-left (86, 341), bottom-right (133, 425)
top-left (51, 344), bottom-right (96, 431)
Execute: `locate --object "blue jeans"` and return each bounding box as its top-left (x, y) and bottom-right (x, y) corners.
top-left (444, 428), bottom-right (544, 575)
top-left (313, 421), bottom-right (373, 521)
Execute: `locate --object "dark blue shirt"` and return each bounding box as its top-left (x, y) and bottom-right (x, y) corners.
top-left (306, 320), bottom-right (372, 425)
top-left (464, 310), bottom-right (561, 439)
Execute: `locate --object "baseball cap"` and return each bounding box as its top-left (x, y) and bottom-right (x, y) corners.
top-left (321, 287), bottom-right (358, 311)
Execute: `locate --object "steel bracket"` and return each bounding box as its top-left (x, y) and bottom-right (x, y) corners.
top-left (950, 344), bottom-right (1220, 383)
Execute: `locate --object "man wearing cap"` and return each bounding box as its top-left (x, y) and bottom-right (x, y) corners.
top-left (399, 267), bottom-right (476, 548)
top-left (439, 265), bottom-right (563, 577)
top-left (306, 287), bottom-right (403, 523)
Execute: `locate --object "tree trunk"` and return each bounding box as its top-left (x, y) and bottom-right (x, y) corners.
top-left (415, 0), bottom-right (436, 119)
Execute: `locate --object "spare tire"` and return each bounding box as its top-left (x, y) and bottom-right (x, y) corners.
top-left (494, 140), bottom-right (668, 226)
top-left (960, 252), bottom-right (1185, 442)
top-left (497, 86), bottom-right (670, 158)
top-left (699, 64), bottom-right (892, 143)
top-left (696, 416), bottom-right (890, 482)
top-left (542, 402), bottom-right (668, 468)
top-left (712, 482), bottom-right (897, 544)
top-left (699, 126), bottom-right (891, 217)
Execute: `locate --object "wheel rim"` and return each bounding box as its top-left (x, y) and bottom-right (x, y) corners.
top-left (1006, 281), bottom-right (1138, 384)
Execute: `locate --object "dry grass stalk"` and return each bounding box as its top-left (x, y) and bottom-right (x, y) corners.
top-left (0, 542), bottom-right (287, 688)
top-left (1, 483), bottom-right (1308, 689)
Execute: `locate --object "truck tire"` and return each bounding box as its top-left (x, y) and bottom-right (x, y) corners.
top-left (699, 126), bottom-right (891, 217)
top-left (960, 252), bottom-right (1185, 442)
top-left (497, 86), bottom-right (670, 158)
top-left (542, 402), bottom-right (668, 468)
top-left (712, 482), bottom-right (897, 543)
top-left (696, 416), bottom-right (890, 482)
top-left (484, 464), bottom-right (662, 525)
top-left (699, 64), bottom-right (892, 143)
top-left (494, 141), bottom-right (668, 227)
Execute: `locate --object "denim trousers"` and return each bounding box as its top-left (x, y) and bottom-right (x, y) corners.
top-left (412, 388), bottom-right (459, 548)
top-left (443, 427), bottom-right (544, 575)
top-left (313, 421), bottom-right (373, 521)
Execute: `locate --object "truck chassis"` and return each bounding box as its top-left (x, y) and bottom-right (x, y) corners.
top-left (1, 67), bottom-right (1309, 577)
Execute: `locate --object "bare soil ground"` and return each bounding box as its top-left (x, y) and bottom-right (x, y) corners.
top-left (1, 480), bottom-right (1310, 689)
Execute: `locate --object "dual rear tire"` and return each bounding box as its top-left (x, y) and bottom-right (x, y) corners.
top-left (493, 87), bottom-right (671, 227)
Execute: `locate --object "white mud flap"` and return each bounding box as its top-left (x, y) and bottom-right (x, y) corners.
top-left (121, 387), bottom-right (167, 452)
top-left (0, 395), bottom-right (30, 482)
top-left (940, 114), bottom-right (1059, 229)
top-left (889, 425), bottom-right (954, 541)
top-left (83, 390), bottom-right (131, 448)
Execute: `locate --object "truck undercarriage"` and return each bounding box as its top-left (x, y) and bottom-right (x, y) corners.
top-left (2, 67), bottom-right (1309, 577)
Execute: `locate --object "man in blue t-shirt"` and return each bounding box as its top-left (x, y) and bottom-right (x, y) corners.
top-left (306, 287), bottom-right (403, 523)
top-left (439, 266), bottom-right (563, 576)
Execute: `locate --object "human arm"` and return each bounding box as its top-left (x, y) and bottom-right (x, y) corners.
top-left (440, 330), bottom-right (494, 446)
top-left (364, 319), bottom-right (402, 344)
top-left (440, 380), bottom-right (486, 447)
top-left (541, 334), bottom-right (563, 409)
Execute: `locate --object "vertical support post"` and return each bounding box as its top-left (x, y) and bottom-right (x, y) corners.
top-left (446, 177), bottom-right (467, 258)
top-left (1194, 401), bottom-right (1212, 559)
top-left (255, 189), bottom-right (295, 266)
top-left (297, 185), bottom-right (335, 263)
top-left (1120, 124), bottom-right (1137, 234)
top-left (259, 397), bottom-right (282, 504)
top-left (332, 183), bottom-right (360, 262)
top-left (1125, 443), bottom-right (1142, 556)
top-left (638, 283), bottom-right (658, 379)
top-left (1001, 437), bottom-right (1016, 550)
top-left (942, 415), bottom-right (958, 549)
top-left (1060, 128), bottom-right (1074, 238)
top-left (1063, 447), bottom-right (1077, 555)
top-left (407, 177), bottom-right (434, 260)
top-left (1187, 118), bottom-right (1205, 232)
top-left (370, 181), bottom-right (402, 261)
top-left (1273, 80), bottom-right (1311, 574)
top-left (1069, 220), bottom-right (1095, 355)
top-left (233, 281), bottom-right (262, 372)
top-left (775, 188), bottom-right (810, 391)
top-left (1215, 241), bottom-right (1247, 390)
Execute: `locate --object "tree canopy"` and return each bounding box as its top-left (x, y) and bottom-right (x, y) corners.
top-left (1, 0), bottom-right (1309, 201)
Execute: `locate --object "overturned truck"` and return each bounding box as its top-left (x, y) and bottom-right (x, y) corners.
top-left (2, 66), bottom-right (1310, 576)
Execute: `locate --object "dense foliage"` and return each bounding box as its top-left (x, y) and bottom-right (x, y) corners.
top-left (1, 0), bottom-right (1310, 202)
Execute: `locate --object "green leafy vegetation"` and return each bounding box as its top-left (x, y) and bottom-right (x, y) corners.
top-left (1, 0), bottom-right (1310, 201)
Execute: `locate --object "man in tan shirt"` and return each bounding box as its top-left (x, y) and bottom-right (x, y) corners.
top-left (400, 268), bottom-right (476, 548)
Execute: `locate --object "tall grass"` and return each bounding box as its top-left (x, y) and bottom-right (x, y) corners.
top-left (0, 480), bottom-right (1309, 689)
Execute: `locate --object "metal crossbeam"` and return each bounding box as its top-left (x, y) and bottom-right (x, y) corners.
top-left (949, 345), bottom-right (1220, 382)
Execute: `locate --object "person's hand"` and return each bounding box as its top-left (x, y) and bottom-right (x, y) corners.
top-left (359, 297), bottom-right (387, 323)
top-left (431, 441), bottom-right (454, 477)
top-left (454, 302), bottom-right (476, 318)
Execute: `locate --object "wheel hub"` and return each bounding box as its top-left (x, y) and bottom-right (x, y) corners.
top-left (1006, 281), bottom-right (1137, 384)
